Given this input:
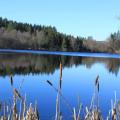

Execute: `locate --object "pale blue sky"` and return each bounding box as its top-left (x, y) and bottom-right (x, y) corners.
top-left (0, 0), bottom-right (120, 40)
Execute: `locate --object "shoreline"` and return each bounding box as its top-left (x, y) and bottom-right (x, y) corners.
top-left (0, 49), bottom-right (120, 59)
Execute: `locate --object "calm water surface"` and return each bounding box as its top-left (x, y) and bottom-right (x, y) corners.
top-left (0, 51), bottom-right (120, 119)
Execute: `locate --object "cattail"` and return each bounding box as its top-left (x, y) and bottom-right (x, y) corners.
top-left (55, 62), bottom-right (63, 120)
top-left (13, 89), bottom-right (22, 100)
top-left (60, 62), bottom-right (62, 80)
top-left (95, 75), bottom-right (99, 86)
top-left (59, 62), bottom-right (62, 89)
top-left (46, 80), bottom-right (53, 86)
top-left (10, 75), bottom-right (13, 86)
top-left (95, 75), bottom-right (99, 92)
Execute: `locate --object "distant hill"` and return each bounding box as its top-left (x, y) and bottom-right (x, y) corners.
top-left (0, 17), bottom-right (120, 53)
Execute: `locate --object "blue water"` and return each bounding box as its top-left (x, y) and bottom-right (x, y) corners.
top-left (0, 50), bottom-right (120, 119)
top-left (0, 49), bottom-right (120, 58)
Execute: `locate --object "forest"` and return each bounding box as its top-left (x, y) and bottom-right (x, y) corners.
top-left (0, 17), bottom-right (120, 53)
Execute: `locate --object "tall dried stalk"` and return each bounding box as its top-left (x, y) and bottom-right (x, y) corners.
top-left (12, 92), bottom-right (18, 120)
top-left (55, 62), bottom-right (62, 120)
top-left (2, 70), bottom-right (120, 120)
top-left (47, 79), bottom-right (73, 113)
top-left (95, 75), bottom-right (100, 110)
top-left (85, 75), bottom-right (102, 120)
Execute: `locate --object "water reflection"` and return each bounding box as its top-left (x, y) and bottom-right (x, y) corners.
top-left (0, 53), bottom-right (120, 76)
top-left (0, 52), bottom-right (120, 119)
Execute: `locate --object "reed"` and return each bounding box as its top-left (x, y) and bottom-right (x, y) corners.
top-left (55, 62), bottom-right (63, 120)
top-left (0, 75), bottom-right (39, 120)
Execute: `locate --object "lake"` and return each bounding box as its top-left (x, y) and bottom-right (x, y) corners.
top-left (0, 50), bottom-right (120, 120)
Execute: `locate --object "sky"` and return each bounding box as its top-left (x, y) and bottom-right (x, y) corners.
top-left (0, 0), bottom-right (120, 41)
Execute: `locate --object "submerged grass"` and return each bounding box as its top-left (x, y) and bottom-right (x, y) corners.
top-left (0, 63), bottom-right (120, 120)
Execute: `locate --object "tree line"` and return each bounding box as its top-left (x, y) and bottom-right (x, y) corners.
top-left (0, 17), bottom-right (85, 51)
top-left (0, 17), bottom-right (120, 53)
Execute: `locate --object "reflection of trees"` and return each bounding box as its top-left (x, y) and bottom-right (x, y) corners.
top-left (0, 53), bottom-right (119, 75)
top-left (0, 53), bottom-right (81, 75)
top-left (81, 57), bottom-right (120, 75)
top-left (106, 59), bottom-right (120, 75)
top-left (0, 54), bottom-right (60, 75)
